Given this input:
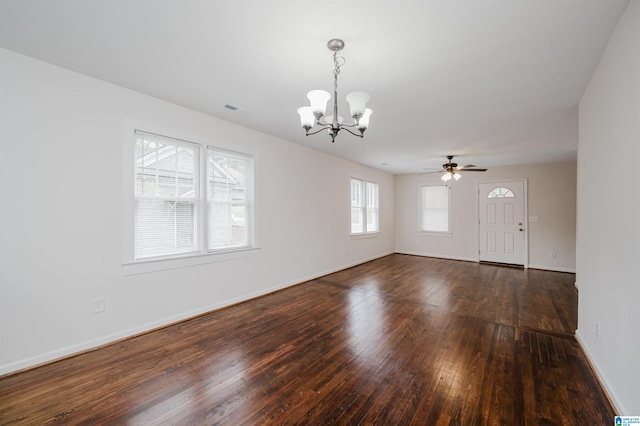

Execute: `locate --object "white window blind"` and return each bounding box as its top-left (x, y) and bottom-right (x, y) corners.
top-left (351, 178), bottom-right (364, 234)
top-left (421, 185), bottom-right (450, 233)
top-left (366, 181), bottom-right (379, 233)
top-left (208, 149), bottom-right (252, 250)
top-left (351, 178), bottom-right (379, 234)
top-left (133, 130), bottom-right (255, 262)
top-left (135, 131), bottom-right (199, 259)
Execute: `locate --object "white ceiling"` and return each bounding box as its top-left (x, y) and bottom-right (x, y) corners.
top-left (0, 0), bottom-right (630, 174)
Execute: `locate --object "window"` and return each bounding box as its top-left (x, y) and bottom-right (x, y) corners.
top-left (135, 132), bottom-right (199, 259)
top-left (351, 178), bottom-right (379, 234)
top-left (365, 181), bottom-right (379, 233)
top-left (208, 149), bottom-right (251, 250)
top-left (134, 130), bottom-right (253, 260)
top-left (421, 185), bottom-right (450, 233)
top-left (487, 187), bottom-right (515, 198)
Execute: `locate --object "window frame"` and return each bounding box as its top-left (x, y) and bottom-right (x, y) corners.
top-left (420, 185), bottom-right (452, 235)
top-left (487, 186), bottom-right (515, 199)
top-left (207, 146), bottom-right (254, 252)
top-left (350, 178), bottom-right (379, 236)
top-left (134, 131), bottom-right (201, 260)
top-left (128, 128), bottom-right (256, 267)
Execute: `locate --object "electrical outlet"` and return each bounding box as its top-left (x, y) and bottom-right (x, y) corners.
top-left (595, 321), bottom-right (601, 341)
top-left (265, 265), bottom-right (271, 275)
top-left (92, 297), bottom-right (105, 314)
top-left (549, 251), bottom-right (556, 259)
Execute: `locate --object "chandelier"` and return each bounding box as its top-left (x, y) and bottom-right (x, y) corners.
top-left (297, 39), bottom-right (372, 143)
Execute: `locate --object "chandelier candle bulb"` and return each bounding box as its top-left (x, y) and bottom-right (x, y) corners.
top-left (297, 38), bottom-right (372, 143)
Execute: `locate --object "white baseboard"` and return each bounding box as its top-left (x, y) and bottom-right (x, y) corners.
top-left (0, 251), bottom-right (394, 377)
top-left (393, 253), bottom-right (577, 274)
top-left (280, 251), bottom-right (395, 287)
top-left (528, 264), bottom-right (576, 273)
top-left (394, 250), bottom-right (477, 263)
top-left (0, 300), bottom-right (237, 376)
top-left (575, 330), bottom-right (624, 415)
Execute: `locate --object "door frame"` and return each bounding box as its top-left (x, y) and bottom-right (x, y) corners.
top-left (476, 178), bottom-right (528, 268)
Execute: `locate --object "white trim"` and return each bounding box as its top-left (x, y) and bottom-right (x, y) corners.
top-left (418, 231), bottom-right (453, 238)
top-left (349, 232), bottom-right (380, 240)
top-left (575, 330), bottom-right (624, 415)
top-left (393, 252), bottom-right (574, 272)
top-left (0, 251), bottom-right (393, 377)
top-left (289, 251), bottom-right (394, 283)
top-left (395, 250), bottom-right (477, 263)
top-left (527, 264), bottom-right (576, 274)
top-left (122, 246), bottom-right (261, 276)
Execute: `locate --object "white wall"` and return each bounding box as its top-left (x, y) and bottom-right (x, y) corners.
top-left (0, 48), bottom-right (395, 375)
top-left (577, 0), bottom-right (639, 415)
top-left (395, 161), bottom-right (577, 272)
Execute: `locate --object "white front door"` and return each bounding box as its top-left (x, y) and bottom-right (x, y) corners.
top-left (478, 180), bottom-right (526, 265)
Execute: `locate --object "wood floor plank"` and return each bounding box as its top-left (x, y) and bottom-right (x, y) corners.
top-left (0, 254), bottom-right (614, 425)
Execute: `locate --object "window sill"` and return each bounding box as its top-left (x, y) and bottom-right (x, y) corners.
top-left (122, 246), bottom-right (261, 276)
top-left (349, 232), bottom-right (380, 239)
top-left (419, 231), bottom-right (453, 237)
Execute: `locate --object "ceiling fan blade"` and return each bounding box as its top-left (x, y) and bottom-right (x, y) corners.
top-left (417, 170), bottom-right (444, 176)
top-left (459, 168), bottom-right (488, 172)
top-left (457, 164), bottom-right (476, 169)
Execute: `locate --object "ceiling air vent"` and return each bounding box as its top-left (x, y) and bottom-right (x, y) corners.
top-left (224, 104), bottom-right (239, 111)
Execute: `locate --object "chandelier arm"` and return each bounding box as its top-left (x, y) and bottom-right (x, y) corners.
top-left (340, 127), bottom-right (364, 138)
top-left (338, 123), bottom-right (358, 128)
top-left (305, 125), bottom-right (332, 136)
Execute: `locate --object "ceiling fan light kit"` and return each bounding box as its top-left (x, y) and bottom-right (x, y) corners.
top-left (297, 39), bottom-right (372, 143)
top-left (441, 171), bottom-right (462, 182)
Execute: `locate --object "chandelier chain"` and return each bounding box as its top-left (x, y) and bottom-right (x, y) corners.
top-left (333, 52), bottom-right (346, 98)
top-left (333, 52), bottom-right (346, 78)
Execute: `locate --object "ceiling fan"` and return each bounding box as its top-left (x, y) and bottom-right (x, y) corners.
top-left (419, 155), bottom-right (488, 181)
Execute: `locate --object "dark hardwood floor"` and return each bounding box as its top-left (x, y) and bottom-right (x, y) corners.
top-left (0, 254), bottom-right (613, 425)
